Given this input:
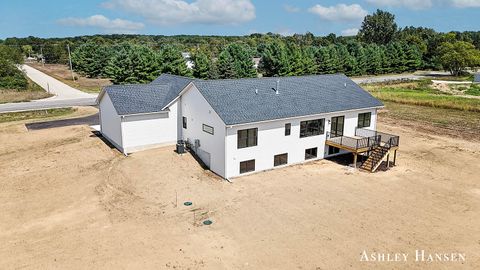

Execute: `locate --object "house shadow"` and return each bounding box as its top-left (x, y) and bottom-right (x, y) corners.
top-left (89, 131), bottom-right (116, 150)
top-left (326, 153), bottom-right (368, 167)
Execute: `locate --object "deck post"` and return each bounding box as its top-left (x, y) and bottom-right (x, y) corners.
top-left (386, 153), bottom-right (390, 169)
top-left (353, 153), bottom-right (358, 168)
top-left (393, 150), bottom-right (397, 165)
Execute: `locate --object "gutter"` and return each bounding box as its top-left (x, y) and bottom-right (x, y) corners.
top-left (119, 109), bottom-right (170, 118)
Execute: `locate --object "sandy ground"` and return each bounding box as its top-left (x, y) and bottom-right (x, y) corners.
top-left (1, 112), bottom-right (480, 269)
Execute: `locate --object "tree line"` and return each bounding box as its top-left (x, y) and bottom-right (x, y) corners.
top-left (0, 45), bottom-right (27, 90)
top-left (1, 9), bottom-right (479, 84)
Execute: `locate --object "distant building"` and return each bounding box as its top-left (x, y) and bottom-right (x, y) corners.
top-left (181, 52), bottom-right (194, 70)
top-left (474, 73), bottom-right (480, 84)
top-left (252, 57), bottom-right (261, 69)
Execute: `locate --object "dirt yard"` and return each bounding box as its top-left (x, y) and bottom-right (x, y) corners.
top-left (1, 109), bottom-right (479, 269)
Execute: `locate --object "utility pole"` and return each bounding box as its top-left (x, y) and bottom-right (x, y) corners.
top-left (67, 44), bottom-right (75, 81)
top-left (40, 46), bottom-right (45, 67)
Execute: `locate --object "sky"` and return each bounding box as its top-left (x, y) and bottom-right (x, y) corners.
top-left (0, 0), bottom-right (479, 39)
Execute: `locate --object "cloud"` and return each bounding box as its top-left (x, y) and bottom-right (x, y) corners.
top-left (366, 0), bottom-right (433, 10)
top-left (341, 28), bottom-right (359, 36)
top-left (450, 0), bottom-right (480, 7)
top-left (58, 15), bottom-right (144, 33)
top-left (366, 0), bottom-right (480, 9)
top-left (102, 0), bottom-right (256, 25)
top-left (276, 28), bottom-right (295, 36)
top-left (283, 4), bottom-right (301, 13)
top-left (308, 4), bottom-right (368, 22)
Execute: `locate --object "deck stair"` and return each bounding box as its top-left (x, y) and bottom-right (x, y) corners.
top-left (360, 145), bottom-right (390, 172)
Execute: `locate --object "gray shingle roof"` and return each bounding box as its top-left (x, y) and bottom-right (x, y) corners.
top-left (193, 74), bottom-right (383, 125)
top-left (474, 73), bottom-right (480, 83)
top-left (104, 74), bottom-right (193, 115)
top-left (105, 84), bottom-right (172, 115)
top-left (104, 73), bottom-right (383, 123)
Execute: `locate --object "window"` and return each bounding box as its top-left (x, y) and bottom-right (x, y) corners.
top-left (182, 117), bottom-right (187, 129)
top-left (202, 124), bottom-right (214, 135)
top-left (330, 116), bottom-right (344, 138)
top-left (358, 112), bottom-right (371, 128)
top-left (305, 147), bottom-right (318, 160)
top-left (328, 146), bottom-right (340, 155)
top-left (274, 153), bottom-right (288, 167)
top-left (300, 119), bottom-right (324, 138)
top-left (285, 123), bottom-right (291, 136)
top-left (237, 128), bottom-right (258, 149)
top-left (240, 159), bottom-right (255, 174)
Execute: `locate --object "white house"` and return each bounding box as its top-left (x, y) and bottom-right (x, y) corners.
top-left (97, 74), bottom-right (399, 179)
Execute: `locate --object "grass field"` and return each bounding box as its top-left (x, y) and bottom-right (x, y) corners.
top-left (364, 80), bottom-right (480, 112)
top-left (364, 79), bottom-right (480, 141)
top-left (0, 108), bottom-right (75, 123)
top-left (0, 79), bottom-right (52, 104)
top-left (465, 84), bottom-right (480, 96)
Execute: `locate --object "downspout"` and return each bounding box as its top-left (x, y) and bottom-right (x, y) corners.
top-left (224, 126), bottom-right (232, 183)
top-left (120, 115), bottom-right (128, 156)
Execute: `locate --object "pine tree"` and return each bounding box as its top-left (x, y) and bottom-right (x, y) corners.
top-left (218, 43), bottom-right (256, 79)
top-left (159, 45), bottom-right (191, 77)
top-left (192, 51), bottom-right (213, 79)
top-left (403, 43), bottom-right (423, 71)
top-left (258, 40), bottom-right (291, 77)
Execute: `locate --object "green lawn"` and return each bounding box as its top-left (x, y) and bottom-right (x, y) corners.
top-left (364, 80), bottom-right (480, 112)
top-left (0, 108), bottom-right (75, 123)
top-left (465, 84), bottom-right (480, 96)
top-left (0, 79), bottom-right (52, 104)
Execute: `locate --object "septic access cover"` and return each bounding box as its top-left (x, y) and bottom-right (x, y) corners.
top-left (203, 220), bottom-right (213, 226)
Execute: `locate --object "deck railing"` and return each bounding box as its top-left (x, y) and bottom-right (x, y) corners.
top-left (326, 128), bottom-right (399, 151)
top-left (355, 128), bottom-right (400, 148)
top-left (326, 132), bottom-right (380, 150)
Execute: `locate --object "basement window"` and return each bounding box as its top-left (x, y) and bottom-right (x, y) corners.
top-left (305, 147), bottom-right (318, 160)
top-left (358, 112), bottom-right (371, 128)
top-left (202, 124), bottom-right (214, 135)
top-left (240, 159), bottom-right (255, 174)
top-left (274, 153), bottom-right (288, 167)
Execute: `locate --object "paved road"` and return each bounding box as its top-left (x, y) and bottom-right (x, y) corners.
top-left (26, 113), bottom-right (99, 131)
top-left (0, 98), bottom-right (97, 113)
top-left (20, 65), bottom-right (96, 100)
top-left (0, 65), bottom-right (98, 113)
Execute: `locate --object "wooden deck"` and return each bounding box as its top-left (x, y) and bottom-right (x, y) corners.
top-left (326, 128), bottom-right (400, 169)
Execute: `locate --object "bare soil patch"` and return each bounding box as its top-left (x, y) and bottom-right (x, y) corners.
top-left (29, 63), bottom-right (111, 93)
top-left (1, 113), bottom-right (479, 269)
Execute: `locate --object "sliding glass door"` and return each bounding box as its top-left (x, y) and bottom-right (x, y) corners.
top-left (330, 116), bottom-right (344, 138)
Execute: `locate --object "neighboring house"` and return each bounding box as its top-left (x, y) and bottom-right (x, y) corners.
top-left (97, 74), bottom-right (399, 179)
top-left (474, 73), bottom-right (480, 84)
top-left (252, 57), bottom-right (261, 69)
top-left (182, 52), bottom-right (194, 70)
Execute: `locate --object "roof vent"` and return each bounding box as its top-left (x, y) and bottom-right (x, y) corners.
top-left (344, 82), bottom-right (347, 87)
top-left (276, 80), bottom-right (280, 95)
top-left (255, 89), bottom-right (258, 94)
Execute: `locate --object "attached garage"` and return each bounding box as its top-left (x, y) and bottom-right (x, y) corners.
top-left (97, 74), bottom-right (192, 154)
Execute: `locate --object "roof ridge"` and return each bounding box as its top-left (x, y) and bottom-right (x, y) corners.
top-left (158, 73), bottom-right (194, 80)
top-left (194, 73), bottom-right (347, 83)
